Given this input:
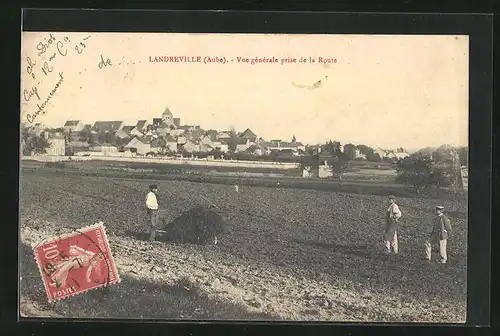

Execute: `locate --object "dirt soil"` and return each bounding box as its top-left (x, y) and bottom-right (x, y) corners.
top-left (19, 171), bottom-right (467, 322)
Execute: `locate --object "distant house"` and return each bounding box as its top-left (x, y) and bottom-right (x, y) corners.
top-left (165, 135), bottom-right (178, 153)
top-left (43, 133), bottom-right (65, 156)
top-left (149, 135), bottom-right (177, 154)
top-left (200, 134), bottom-right (215, 147)
top-left (63, 120), bottom-right (84, 133)
top-left (245, 144), bottom-right (265, 156)
top-left (373, 148), bottom-right (387, 160)
top-left (177, 136), bottom-right (187, 145)
top-left (205, 129), bottom-right (218, 140)
top-left (155, 122), bottom-right (172, 136)
top-left (217, 143), bottom-right (229, 153)
top-left (124, 137), bottom-right (151, 155)
top-left (385, 150), bottom-right (410, 160)
top-left (29, 123), bottom-right (46, 136)
top-left (66, 141), bottom-right (90, 155)
top-left (199, 144), bottom-right (213, 153)
top-left (170, 128), bottom-right (185, 137)
top-left (235, 138), bottom-right (251, 152)
top-left (152, 118), bottom-right (163, 129)
top-left (218, 131), bottom-right (231, 140)
top-left (93, 121), bottom-right (124, 133)
top-left (135, 120), bottom-right (149, 133)
top-left (173, 118), bottom-right (181, 127)
top-left (354, 149), bottom-right (367, 160)
top-left (91, 144), bottom-right (119, 155)
top-left (178, 125), bottom-right (200, 133)
top-left (115, 126), bottom-right (140, 139)
top-left (239, 128), bottom-right (258, 142)
top-left (265, 140), bottom-right (305, 153)
top-left (180, 139), bottom-right (200, 153)
top-left (150, 136), bottom-right (167, 154)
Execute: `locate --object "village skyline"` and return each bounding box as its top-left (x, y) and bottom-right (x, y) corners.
top-left (23, 110), bottom-right (467, 153)
top-left (21, 33), bottom-right (469, 150)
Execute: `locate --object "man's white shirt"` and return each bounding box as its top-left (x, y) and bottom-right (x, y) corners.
top-left (388, 203), bottom-right (402, 219)
top-left (146, 191), bottom-right (158, 210)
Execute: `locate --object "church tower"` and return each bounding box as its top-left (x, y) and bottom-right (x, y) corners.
top-left (162, 107), bottom-right (174, 127)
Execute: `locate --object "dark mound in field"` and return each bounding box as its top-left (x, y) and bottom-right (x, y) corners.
top-left (159, 206), bottom-right (229, 245)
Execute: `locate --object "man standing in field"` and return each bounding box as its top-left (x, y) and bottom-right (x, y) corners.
top-left (384, 195), bottom-right (402, 254)
top-left (425, 206), bottom-right (452, 264)
top-left (145, 184), bottom-right (160, 241)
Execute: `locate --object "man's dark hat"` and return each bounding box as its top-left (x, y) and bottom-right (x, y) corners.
top-left (149, 184), bottom-right (158, 190)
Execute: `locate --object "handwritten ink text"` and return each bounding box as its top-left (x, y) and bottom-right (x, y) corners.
top-left (36, 33), bottom-right (57, 56)
top-left (98, 54), bottom-right (112, 68)
top-left (26, 72), bottom-right (64, 124)
top-left (23, 86), bottom-right (41, 102)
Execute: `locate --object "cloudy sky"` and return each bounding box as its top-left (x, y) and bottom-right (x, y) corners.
top-left (20, 33), bottom-right (468, 149)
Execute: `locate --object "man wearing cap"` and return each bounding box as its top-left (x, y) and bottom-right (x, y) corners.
top-left (425, 205), bottom-right (452, 263)
top-left (384, 195), bottom-right (402, 254)
top-left (145, 184), bottom-right (160, 241)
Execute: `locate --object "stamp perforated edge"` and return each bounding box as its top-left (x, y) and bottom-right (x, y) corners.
top-left (31, 222), bottom-right (121, 303)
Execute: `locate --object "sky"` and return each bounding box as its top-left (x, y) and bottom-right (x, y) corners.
top-left (20, 33), bottom-right (469, 150)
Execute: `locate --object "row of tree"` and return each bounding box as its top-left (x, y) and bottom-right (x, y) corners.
top-left (395, 152), bottom-right (464, 194)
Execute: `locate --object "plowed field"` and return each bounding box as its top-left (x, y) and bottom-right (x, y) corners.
top-left (19, 170), bottom-right (467, 322)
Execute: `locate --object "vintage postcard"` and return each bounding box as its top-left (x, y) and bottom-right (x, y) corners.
top-left (20, 32), bottom-right (468, 322)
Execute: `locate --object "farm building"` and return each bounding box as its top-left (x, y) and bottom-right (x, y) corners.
top-left (63, 120), bottom-right (85, 133)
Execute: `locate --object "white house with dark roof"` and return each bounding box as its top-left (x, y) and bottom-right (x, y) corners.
top-left (63, 120), bottom-right (84, 133)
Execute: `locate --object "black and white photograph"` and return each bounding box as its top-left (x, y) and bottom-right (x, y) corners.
top-left (19, 30), bottom-right (470, 323)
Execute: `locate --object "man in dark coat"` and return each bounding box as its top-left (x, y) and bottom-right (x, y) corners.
top-left (425, 205), bottom-right (452, 263)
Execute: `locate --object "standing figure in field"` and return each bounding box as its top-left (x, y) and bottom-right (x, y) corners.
top-left (49, 245), bottom-right (105, 288)
top-left (145, 184), bottom-right (160, 241)
top-left (384, 195), bottom-right (402, 254)
top-left (425, 205), bottom-right (452, 264)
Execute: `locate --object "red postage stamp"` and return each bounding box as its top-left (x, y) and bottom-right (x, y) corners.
top-left (33, 222), bottom-right (120, 303)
